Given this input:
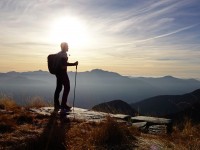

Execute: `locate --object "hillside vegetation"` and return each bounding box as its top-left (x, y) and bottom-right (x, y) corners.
top-left (0, 98), bottom-right (199, 149)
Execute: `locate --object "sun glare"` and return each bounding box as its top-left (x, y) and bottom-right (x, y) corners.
top-left (49, 17), bottom-right (90, 49)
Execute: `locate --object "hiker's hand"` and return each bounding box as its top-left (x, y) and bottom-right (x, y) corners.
top-left (74, 61), bottom-right (78, 66)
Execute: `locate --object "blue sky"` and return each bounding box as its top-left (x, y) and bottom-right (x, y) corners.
top-left (0, 0), bottom-right (200, 78)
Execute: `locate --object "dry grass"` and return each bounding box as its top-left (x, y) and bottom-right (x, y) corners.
top-left (169, 118), bottom-right (200, 150)
top-left (0, 115), bottom-right (15, 134)
top-left (0, 108), bottom-right (47, 149)
top-left (0, 110), bottom-right (36, 134)
top-left (135, 118), bottom-right (200, 150)
top-left (0, 95), bottom-right (19, 110)
top-left (0, 96), bottom-right (20, 134)
top-left (67, 116), bottom-right (137, 150)
top-left (26, 96), bottom-right (50, 108)
top-left (0, 96), bottom-right (49, 149)
top-left (0, 96), bottom-right (199, 150)
top-left (1, 111), bottom-right (199, 150)
top-left (91, 117), bottom-right (134, 146)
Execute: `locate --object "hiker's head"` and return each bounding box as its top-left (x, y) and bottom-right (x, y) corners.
top-left (60, 42), bottom-right (68, 52)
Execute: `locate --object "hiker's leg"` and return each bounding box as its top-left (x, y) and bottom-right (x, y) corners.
top-left (54, 75), bottom-right (62, 106)
top-left (61, 75), bottom-right (70, 106)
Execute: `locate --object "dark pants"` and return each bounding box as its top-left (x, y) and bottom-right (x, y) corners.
top-left (54, 73), bottom-right (70, 106)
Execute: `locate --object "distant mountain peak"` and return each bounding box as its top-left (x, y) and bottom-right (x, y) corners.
top-left (36, 70), bottom-right (44, 72)
top-left (90, 69), bottom-right (121, 77)
top-left (163, 75), bottom-right (176, 79)
top-left (90, 69), bottom-right (105, 73)
top-left (7, 71), bottom-right (17, 73)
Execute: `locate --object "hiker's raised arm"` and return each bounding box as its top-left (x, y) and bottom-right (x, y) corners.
top-left (67, 61), bottom-right (78, 66)
top-left (61, 60), bottom-right (78, 69)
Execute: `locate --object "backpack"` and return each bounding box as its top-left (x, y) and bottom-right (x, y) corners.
top-left (47, 54), bottom-right (59, 75)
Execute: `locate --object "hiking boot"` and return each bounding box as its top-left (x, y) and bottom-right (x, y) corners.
top-left (54, 104), bottom-right (60, 111)
top-left (61, 104), bottom-right (71, 111)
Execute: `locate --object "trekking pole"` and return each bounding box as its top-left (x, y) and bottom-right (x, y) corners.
top-left (73, 65), bottom-right (77, 118)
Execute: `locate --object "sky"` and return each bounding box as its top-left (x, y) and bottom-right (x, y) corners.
top-left (0, 0), bottom-right (200, 78)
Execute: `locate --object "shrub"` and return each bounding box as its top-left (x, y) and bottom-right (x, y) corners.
top-left (170, 118), bottom-right (200, 149)
top-left (66, 117), bottom-right (137, 149)
top-left (90, 116), bottom-right (136, 149)
top-left (26, 96), bottom-right (49, 108)
top-left (15, 114), bottom-right (33, 125)
top-left (0, 123), bottom-right (14, 133)
top-left (0, 95), bottom-right (18, 110)
top-left (0, 115), bottom-right (15, 134)
top-left (0, 104), bottom-right (5, 109)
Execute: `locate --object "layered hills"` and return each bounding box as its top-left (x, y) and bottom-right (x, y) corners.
top-left (1, 69), bottom-right (200, 108)
top-left (131, 89), bottom-right (200, 121)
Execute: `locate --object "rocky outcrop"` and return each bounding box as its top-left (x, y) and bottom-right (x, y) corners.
top-left (92, 100), bottom-right (137, 116)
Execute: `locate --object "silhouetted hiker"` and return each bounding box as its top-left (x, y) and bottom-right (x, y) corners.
top-left (54, 42), bottom-right (78, 111)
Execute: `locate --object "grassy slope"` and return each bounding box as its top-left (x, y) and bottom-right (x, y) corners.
top-left (0, 98), bottom-right (200, 150)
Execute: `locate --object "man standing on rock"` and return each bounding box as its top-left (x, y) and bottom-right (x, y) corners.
top-left (54, 42), bottom-right (78, 111)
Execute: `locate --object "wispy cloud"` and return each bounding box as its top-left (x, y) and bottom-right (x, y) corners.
top-left (135, 24), bottom-right (200, 43)
top-left (91, 0), bottom-right (198, 37)
top-left (0, 0), bottom-right (200, 77)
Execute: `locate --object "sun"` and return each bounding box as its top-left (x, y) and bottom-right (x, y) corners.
top-left (49, 16), bottom-right (90, 49)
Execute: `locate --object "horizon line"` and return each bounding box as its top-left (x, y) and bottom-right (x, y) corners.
top-left (0, 69), bottom-right (199, 80)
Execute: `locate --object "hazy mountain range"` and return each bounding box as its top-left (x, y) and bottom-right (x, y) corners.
top-left (0, 69), bottom-right (200, 108)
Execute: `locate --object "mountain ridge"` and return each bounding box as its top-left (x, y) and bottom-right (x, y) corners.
top-left (1, 69), bottom-right (199, 80)
top-left (1, 69), bottom-right (200, 108)
top-left (131, 89), bottom-right (200, 118)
